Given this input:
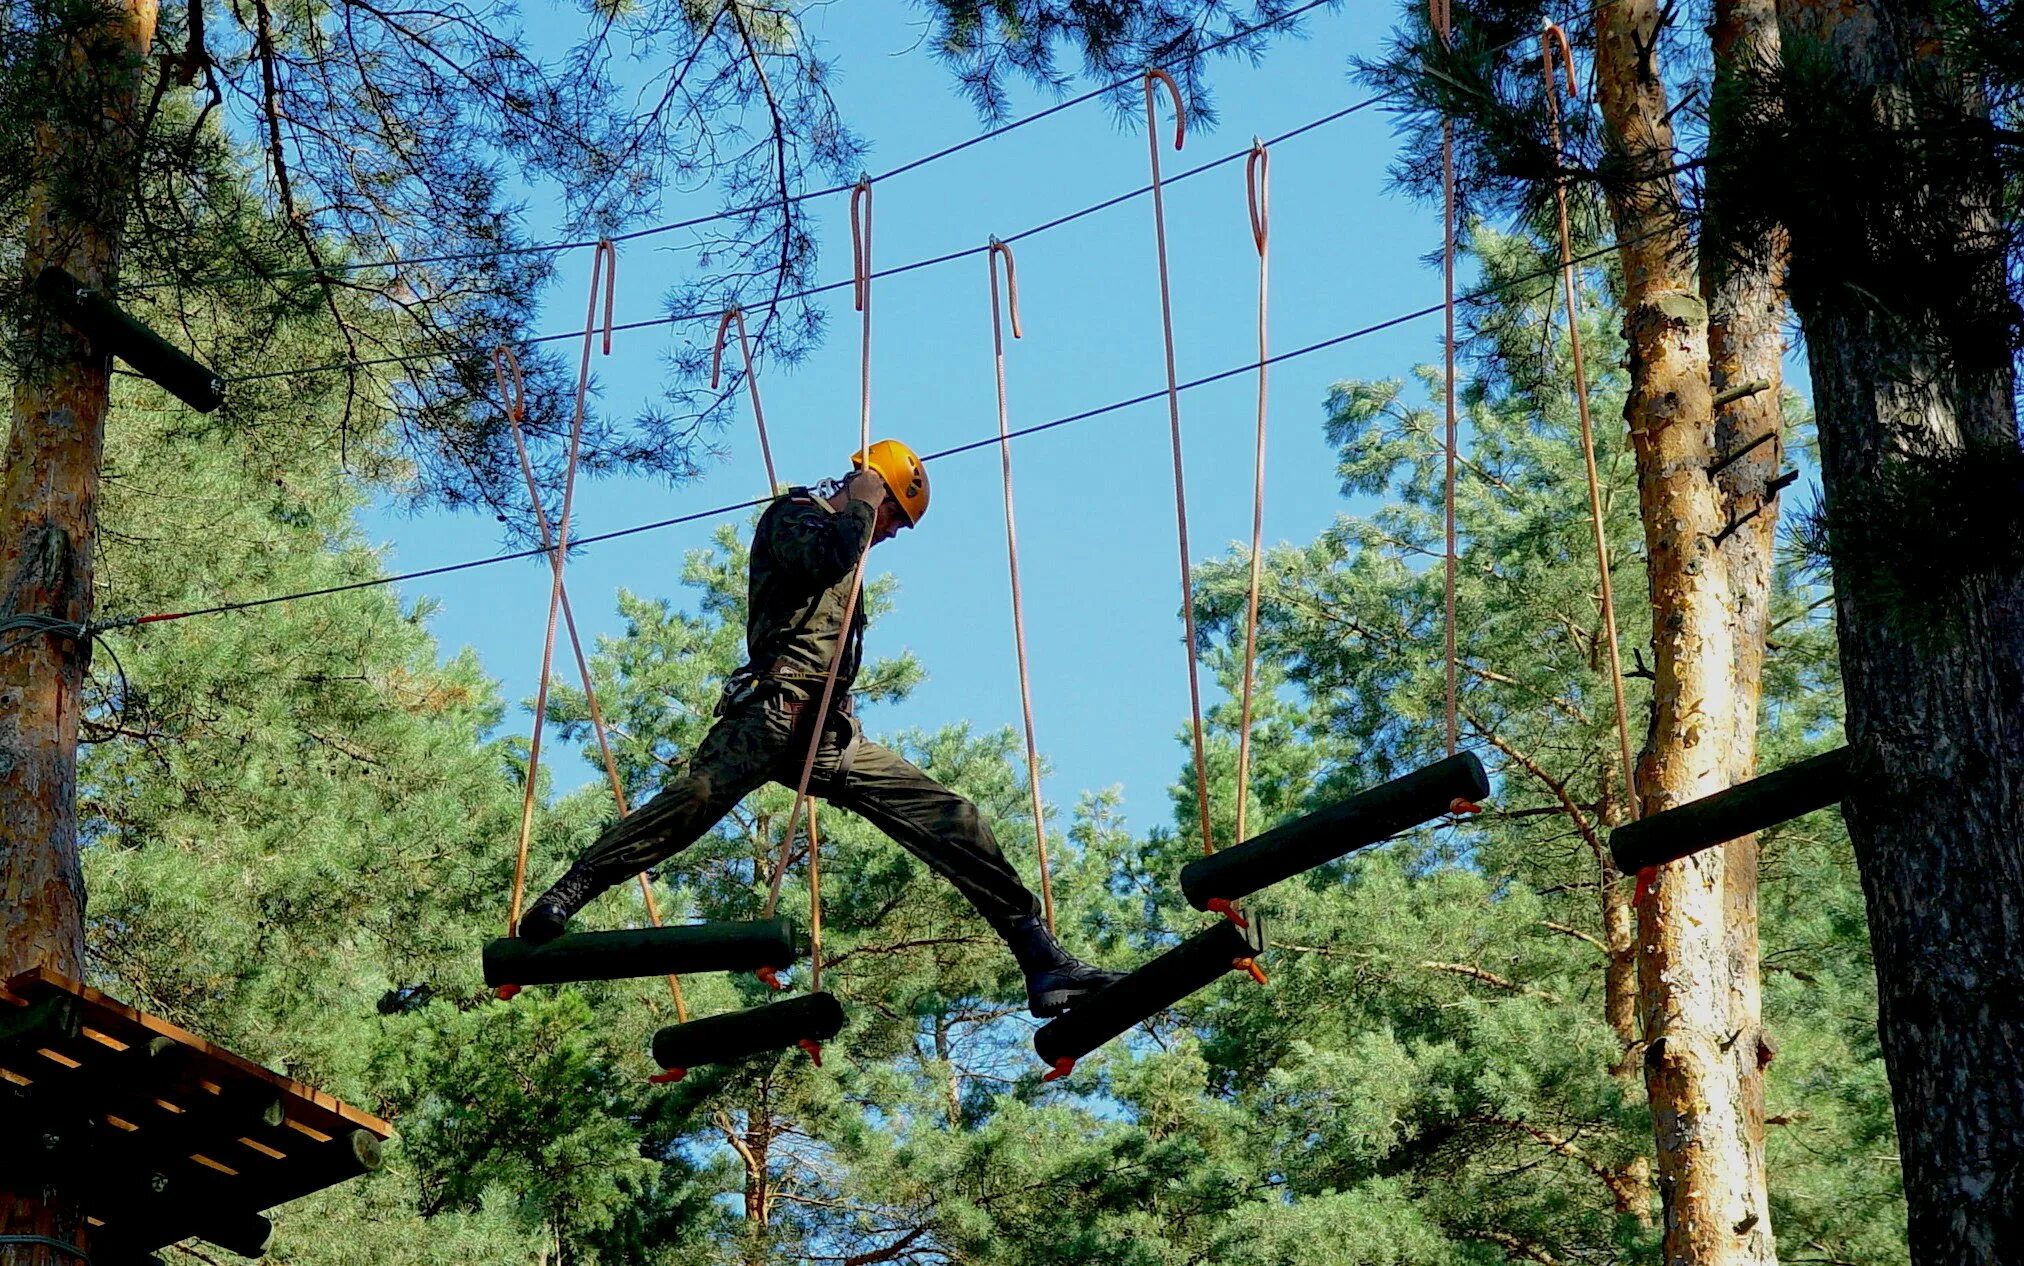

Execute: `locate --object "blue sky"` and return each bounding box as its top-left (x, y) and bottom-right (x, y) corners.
top-left (360, 1), bottom-right (1498, 841)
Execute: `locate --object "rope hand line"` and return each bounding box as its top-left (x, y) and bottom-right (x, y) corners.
top-left (506, 240), bottom-right (614, 942)
top-left (1142, 68), bottom-right (1218, 861)
top-left (1541, 27), bottom-right (1643, 898)
top-left (1233, 139), bottom-right (1270, 850)
top-left (1433, 0), bottom-right (1460, 761)
top-left (987, 237), bottom-right (1055, 932)
top-left (494, 344), bottom-right (689, 1020)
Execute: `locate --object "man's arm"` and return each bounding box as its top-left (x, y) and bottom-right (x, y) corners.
top-left (769, 477), bottom-right (883, 585)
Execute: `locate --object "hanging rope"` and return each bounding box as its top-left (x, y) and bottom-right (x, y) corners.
top-left (1541, 25), bottom-right (1644, 900)
top-left (712, 307), bottom-right (781, 495)
top-left (1431, 0), bottom-right (1460, 759)
top-left (807, 801), bottom-right (824, 991)
top-left (1141, 69), bottom-right (1218, 859)
top-left (1234, 141), bottom-right (1272, 848)
top-left (493, 347), bottom-right (688, 1020)
top-left (763, 178), bottom-right (877, 934)
top-left (985, 237), bottom-right (1057, 932)
top-left (506, 240), bottom-right (615, 941)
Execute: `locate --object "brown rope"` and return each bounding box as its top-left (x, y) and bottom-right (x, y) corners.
top-left (1433, 0), bottom-right (1459, 758)
top-left (507, 240), bottom-right (614, 935)
top-left (1234, 141), bottom-right (1271, 847)
top-left (763, 177), bottom-right (876, 924)
top-left (1142, 69), bottom-right (1218, 858)
top-left (712, 307), bottom-right (781, 495)
top-left (986, 238), bottom-right (1056, 931)
top-left (493, 347), bottom-right (688, 1021)
top-left (1542, 22), bottom-right (1638, 821)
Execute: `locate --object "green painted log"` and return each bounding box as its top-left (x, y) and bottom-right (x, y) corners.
top-left (651, 992), bottom-right (844, 1075)
top-left (34, 266), bottom-right (225, 413)
top-left (1033, 914), bottom-right (1267, 1070)
top-left (1180, 752), bottom-right (1489, 909)
top-left (1609, 747), bottom-right (1850, 873)
top-left (484, 918), bottom-right (797, 987)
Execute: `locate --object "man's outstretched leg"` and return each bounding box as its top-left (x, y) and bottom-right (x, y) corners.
top-left (519, 696), bottom-right (791, 943)
top-left (822, 739), bottom-right (1127, 1016)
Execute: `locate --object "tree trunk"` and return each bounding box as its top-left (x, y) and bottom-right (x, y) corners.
top-left (1774, 2), bottom-right (2024, 1259)
top-left (1, 1), bottom-right (158, 1263)
top-left (1595, 1), bottom-right (1763, 1258)
top-left (1701, 0), bottom-right (1789, 1259)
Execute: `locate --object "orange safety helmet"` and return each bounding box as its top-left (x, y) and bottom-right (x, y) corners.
top-left (852, 438), bottom-right (930, 526)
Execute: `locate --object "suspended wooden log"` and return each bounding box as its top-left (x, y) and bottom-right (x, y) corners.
top-left (1179, 752), bottom-right (1489, 912)
top-left (34, 266), bottom-right (225, 413)
top-left (483, 918), bottom-right (797, 988)
top-left (1610, 746), bottom-right (1851, 874)
top-left (650, 992), bottom-right (845, 1082)
top-left (1032, 914), bottom-right (1268, 1081)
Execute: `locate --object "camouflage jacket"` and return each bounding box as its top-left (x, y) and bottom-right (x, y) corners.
top-left (742, 486), bottom-right (874, 697)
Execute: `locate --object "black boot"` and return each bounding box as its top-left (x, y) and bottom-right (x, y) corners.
top-left (1002, 917), bottom-right (1129, 1018)
top-left (518, 862), bottom-right (605, 945)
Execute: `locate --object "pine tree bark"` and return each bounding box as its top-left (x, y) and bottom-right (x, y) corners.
top-left (1701, 0), bottom-right (1789, 1258)
top-left (0, 2), bottom-right (159, 1262)
top-left (1595, 1), bottom-right (1766, 1259)
top-left (1773, 1), bottom-right (2024, 1258)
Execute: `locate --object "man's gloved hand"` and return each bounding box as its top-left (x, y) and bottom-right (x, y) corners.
top-left (846, 468), bottom-right (889, 509)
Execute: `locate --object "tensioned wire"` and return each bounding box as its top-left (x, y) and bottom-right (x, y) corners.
top-left (126, 0), bottom-right (1341, 294)
top-left (87, 230), bottom-right (1655, 635)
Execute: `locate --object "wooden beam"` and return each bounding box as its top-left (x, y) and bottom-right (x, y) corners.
top-left (484, 918), bottom-right (796, 988)
top-left (1180, 752), bottom-right (1488, 909)
top-left (1609, 747), bottom-right (1850, 872)
top-left (33, 267), bottom-right (224, 413)
top-left (1033, 915), bottom-right (1267, 1071)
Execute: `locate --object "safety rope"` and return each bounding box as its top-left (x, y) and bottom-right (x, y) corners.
top-left (1432, 0), bottom-right (1459, 759)
top-left (808, 801), bottom-right (824, 991)
top-left (1234, 140), bottom-right (1271, 847)
top-left (506, 240), bottom-right (614, 939)
top-left (493, 346), bottom-right (689, 1021)
top-left (986, 237), bottom-right (1056, 932)
top-left (1141, 69), bottom-right (1218, 859)
top-left (763, 177), bottom-right (875, 940)
top-left (1541, 22), bottom-right (1639, 838)
top-left (711, 307), bottom-right (780, 494)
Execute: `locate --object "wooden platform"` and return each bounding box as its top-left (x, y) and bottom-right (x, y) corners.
top-left (0, 966), bottom-right (393, 1261)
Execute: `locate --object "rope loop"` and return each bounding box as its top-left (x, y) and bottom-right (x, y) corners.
top-left (492, 345), bottom-right (525, 421)
top-left (849, 177), bottom-right (873, 314)
top-left (988, 238), bottom-right (1023, 339)
top-left (1143, 68), bottom-right (1186, 150)
top-left (710, 307), bottom-right (744, 390)
top-left (1541, 20), bottom-right (1578, 99)
top-left (1245, 139), bottom-right (1270, 255)
top-left (711, 305), bottom-right (780, 495)
top-left (591, 238), bottom-right (618, 355)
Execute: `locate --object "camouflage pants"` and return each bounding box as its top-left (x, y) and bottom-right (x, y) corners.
top-left (566, 689), bottom-right (1042, 932)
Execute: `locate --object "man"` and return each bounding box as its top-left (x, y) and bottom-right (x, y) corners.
top-left (520, 439), bottom-right (1127, 1017)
